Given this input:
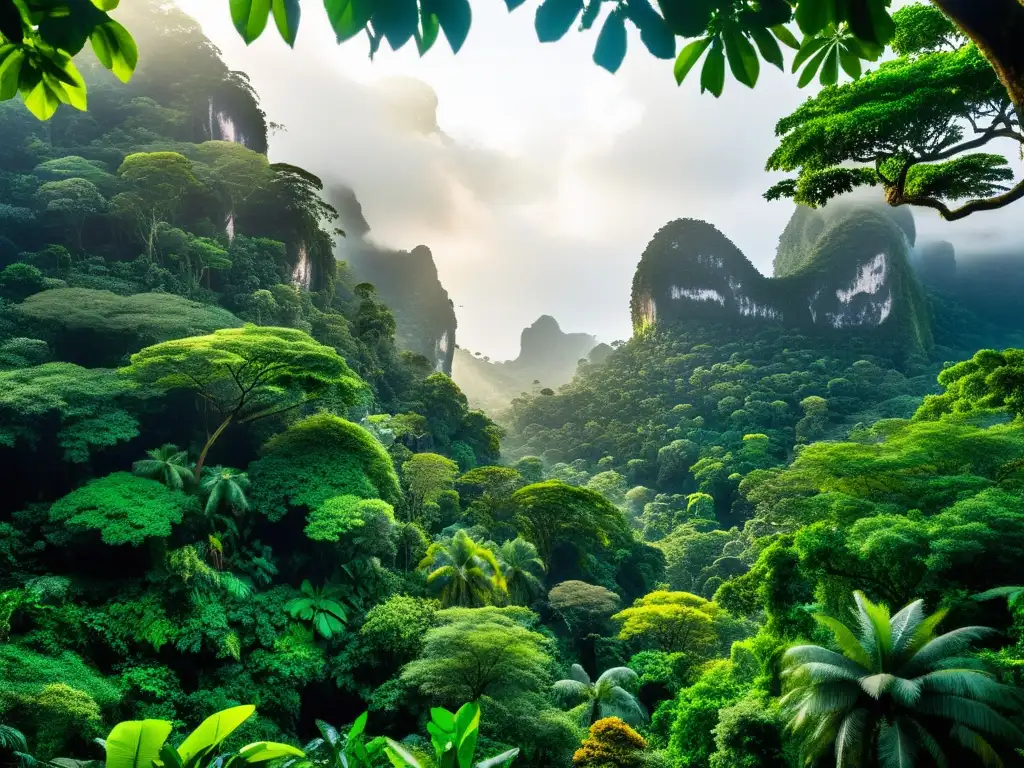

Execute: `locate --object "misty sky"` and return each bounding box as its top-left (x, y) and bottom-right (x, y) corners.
top-left (177, 1), bottom-right (1021, 360)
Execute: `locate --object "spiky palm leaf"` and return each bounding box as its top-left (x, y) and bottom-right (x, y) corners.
top-left (783, 590), bottom-right (1024, 767)
top-left (552, 664), bottom-right (647, 726)
top-left (496, 537), bottom-right (545, 606)
top-left (419, 529), bottom-right (505, 608)
top-left (201, 466), bottom-right (250, 517)
top-left (132, 444), bottom-right (192, 490)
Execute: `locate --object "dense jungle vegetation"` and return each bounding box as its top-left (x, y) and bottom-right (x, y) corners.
top-left (3, 1), bottom-right (1024, 768)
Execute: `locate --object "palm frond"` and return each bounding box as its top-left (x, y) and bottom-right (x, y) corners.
top-left (834, 708), bottom-right (867, 766)
top-left (904, 627), bottom-right (995, 676)
top-left (595, 667), bottom-right (639, 691)
top-left (552, 679), bottom-right (591, 705)
top-left (814, 614), bottom-right (873, 669)
top-left (918, 669), bottom-right (1016, 706)
top-left (949, 724), bottom-right (1005, 768)
top-left (877, 718), bottom-right (917, 768)
top-left (902, 716), bottom-right (948, 768)
top-left (973, 586), bottom-right (1024, 606)
top-left (854, 591), bottom-right (892, 668)
top-left (568, 664), bottom-right (591, 685)
top-left (600, 685), bottom-right (648, 726)
top-left (890, 599), bottom-right (925, 656)
top-left (917, 694), bottom-right (1024, 744)
top-left (784, 645), bottom-right (867, 675)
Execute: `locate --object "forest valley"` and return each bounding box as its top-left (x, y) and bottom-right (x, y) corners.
top-left (3, 2), bottom-right (1024, 768)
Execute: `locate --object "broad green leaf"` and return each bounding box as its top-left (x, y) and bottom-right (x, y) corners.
top-left (384, 739), bottom-right (421, 768)
top-left (324, 0), bottom-right (372, 42)
top-left (534, 0), bottom-right (583, 43)
top-left (625, 0), bottom-right (674, 60)
top-left (749, 25), bottom-right (783, 70)
top-left (91, 0), bottom-right (120, 9)
top-left (723, 25), bottom-right (759, 88)
top-left (838, 45), bottom-right (861, 78)
top-left (454, 703), bottom-right (480, 768)
top-left (272, 0), bottom-right (301, 46)
top-left (795, 0), bottom-right (832, 35)
top-left (796, 41), bottom-right (831, 87)
top-left (347, 712), bottom-right (368, 742)
top-left (37, 3), bottom-right (107, 56)
top-left (700, 37), bottom-right (725, 97)
top-left (415, 10), bottom-right (439, 55)
top-left (237, 743), bottom-right (304, 763)
top-left (791, 34), bottom-right (829, 72)
top-left (475, 749), bottom-right (519, 768)
top-left (593, 10), bottom-right (626, 73)
top-left (771, 24), bottom-right (800, 49)
top-left (372, 0), bottom-right (418, 51)
top-left (0, 46), bottom-right (24, 101)
top-left (430, 709), bottom-right (456, 733)
top-left (503, 0), bottom-right (527, 11)
top-left (673, 37), bottom-right (711, 84)
top-left (89, 20), bottom-right (137, 82)
top-left (819, 45), bottom-right (839, 85)
top-left (432, 0), bottom-right (471, 54)
top-left (177, 706), bottom-right (256, 766)
top-left (20, 75), bottom-right (60, 121)
top-left (656, 0), bottom-right (715, 38)
top-left (159, 744), bottom-right (184, 768)
top-left (847, 0), bottom-right (894, 46)
top-left (104, 720), bottom-right (173, 768)
top-left (230, 0), bottom-right (272, 44)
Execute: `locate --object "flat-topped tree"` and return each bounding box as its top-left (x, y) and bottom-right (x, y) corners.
top-left (121, 325), bottom-right (366, 482)
top-left (767, 4), bottom-right (1024, 221)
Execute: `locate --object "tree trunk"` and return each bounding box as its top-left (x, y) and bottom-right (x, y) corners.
top-left (194, 413), bottom-right (235, 483)
top-left (932, 0), bottom-right (1024, 118)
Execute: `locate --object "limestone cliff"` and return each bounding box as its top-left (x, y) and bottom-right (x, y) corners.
top-left (630, 207), bottom-right (931, 356)
top-left (452, 316), bottom-right (597, 412)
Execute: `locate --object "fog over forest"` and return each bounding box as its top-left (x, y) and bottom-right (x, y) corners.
top-left (177, 0), bottom-right (1024, 358)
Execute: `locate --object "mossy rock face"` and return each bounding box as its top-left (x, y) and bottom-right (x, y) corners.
top-left (774, 199), bottom-right (916, 278)
top-left (629, 208), bottom-right (931, 357)
top-left (348, 242), bottom-right (457, 374)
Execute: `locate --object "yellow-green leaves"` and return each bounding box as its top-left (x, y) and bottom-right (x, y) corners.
top-left (0, 44), bottom-right (24, 101)
top-left (90, 19), bottom-right (138, 82)
top-left (230, 0), bottom-right (272, 44)
top-left (104, 719), bottom-right (173, 768)
top-left (0, 1), bottom-right (136, 119)
top-left (673, 37), bottom-right (711, 85)
top-left (19, 49), bottom-right (88, 120)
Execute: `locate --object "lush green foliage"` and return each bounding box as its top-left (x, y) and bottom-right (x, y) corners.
top-left (767, 4), bottom-right (1024, 221)
top-left (5, 3), bottom-right (1024, 767)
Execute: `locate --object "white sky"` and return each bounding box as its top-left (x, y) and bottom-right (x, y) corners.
top-left (176, 1), bottom-right (1022, 360)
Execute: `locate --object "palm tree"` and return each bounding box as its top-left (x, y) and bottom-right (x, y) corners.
top-left (0, 723), bottom-right (34, 768)
top-left (418, 529), bottom-right (506, 607)
top-left (553, 664), bottom-right (647, 727)
top-left (201, 466), bottom-right (249, 517)
top-left (496, 537), bottom-right (545, 606)
top-left (782, 590), bottom-right (1024, 766)
top-left (132, 443), bottom-right (193, 490)
top-left (285, 579), bottom-right (348, 640)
